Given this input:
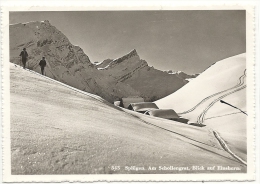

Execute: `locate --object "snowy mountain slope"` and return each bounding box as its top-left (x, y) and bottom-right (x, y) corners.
top-left (10, 21), bottom-right (187, 102)
top-left (156, 54), bottom-right (246, 112)
top-left (155, 53), bottom-right (247, 161)
top-left (10, 63), bottom-right (246, 174)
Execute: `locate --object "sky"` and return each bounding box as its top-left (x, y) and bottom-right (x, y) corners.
top-left (9, 11), bottom-right (245, 74)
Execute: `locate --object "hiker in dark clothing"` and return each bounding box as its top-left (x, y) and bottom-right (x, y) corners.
top-left (39, 57), bottom-right (47, 75)
top-left (19, 48), bottom-right (28, 69)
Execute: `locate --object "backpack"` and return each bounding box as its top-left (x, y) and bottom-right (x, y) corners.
top-left (20, 51), bottom-right (28, 58)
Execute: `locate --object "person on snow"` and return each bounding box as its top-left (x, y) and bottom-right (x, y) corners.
top-left (19, 48), bottom-right (28, 69)
top-left (39, 57), bottom-right (47, 75)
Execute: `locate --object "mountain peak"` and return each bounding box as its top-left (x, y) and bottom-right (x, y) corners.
top-left (128, 49), bottom-right (138, 56)
top-left (113, 49), bottom-right (139, 64)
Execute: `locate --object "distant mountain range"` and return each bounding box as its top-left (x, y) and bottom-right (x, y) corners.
top-left (9, 20), bottom-right (198, 102)
top-left (166, 70), bottom-right (199, 80)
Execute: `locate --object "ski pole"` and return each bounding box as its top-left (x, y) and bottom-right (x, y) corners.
top-left (27, 59), bottom-right (29, 69)
top-left (220, 100), bottom-right (247, 116)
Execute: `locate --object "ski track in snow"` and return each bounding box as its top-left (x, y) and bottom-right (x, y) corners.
top-left (213, 131), bottom-right (247, 165)
top-left (178, 69), bottom-right (247, 115)
top-left (189, 70), bottom-right (247, 165)
top-left (196, 84), bottom-right (246, 124)
top-left (153, 54), bottom-right (247, 167)
top-left (164, 67), bottom-right (247, 165)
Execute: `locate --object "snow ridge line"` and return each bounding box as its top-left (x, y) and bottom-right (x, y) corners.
top-left (179, 69), bottom-right (247, 115)
top-left (14, 64), bottom-right (106, 103)
top-left (213, 131), bottom-right (247, 166)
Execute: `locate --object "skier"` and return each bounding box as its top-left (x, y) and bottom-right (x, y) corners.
top-left (19, 48), bottom-right (28, 69)
top-left (39, 57), bottom-right (47, 75)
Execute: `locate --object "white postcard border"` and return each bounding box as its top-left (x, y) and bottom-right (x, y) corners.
top-left (1, 3), bottom-right (256, 182)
